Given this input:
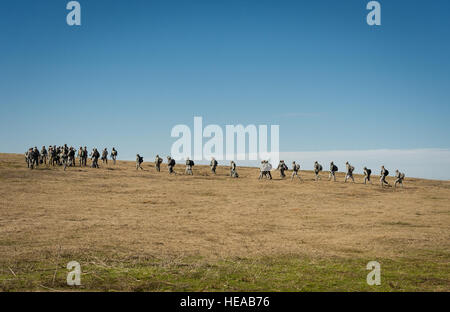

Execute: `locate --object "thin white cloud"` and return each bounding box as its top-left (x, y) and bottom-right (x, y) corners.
top-left (280, 148), bottom-right (450, 180)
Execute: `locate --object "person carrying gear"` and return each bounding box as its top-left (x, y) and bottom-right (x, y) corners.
top-left (101, 148), bottom-right (108, 164)
top-left (41, 146), bottom-right (48, 165)
top-left (363, 167), bottom-right (372, 184)
top-left (26, 148), bottom-right (34, 169)
top-left (277, 160), bottom-right (288, 178)
top-left (185, 158), bottom-right (194, 175)
top-left (167, 156), bottom-right (176, 174)
top-left (61, 148), bottom-right (69, 171)
top-left (77, 147), bottom-right (83, 166)
top-left (32, 147), bottom-right (40, 167)
top-left (314, 161), bottom-right (323, 181)
top-left (136, 154), bottom-right (144, 170)
top-left (230, 161), bottom-right (239, 178)
top-left (344, 161), bottom-right (355, 183)
top-left (82, 147), bottom-right (88, 167)
top-left (259, 160), bottom-right (272, 179)
top-left (329, 161), bottom-right (338, 182)
top-left (50, 146), bottom-right (58, 166)
top-left (210, 157), bottom-right (218, 174)
top-left (394, 170), bottom-right (405, 188)
top-left (291, 161), bottom-right (302, 181)
top-left (68, 147), bottom-right (76, 167)
top-left (380, 166), bottom-right (389, 187)
top-left (91, 148), bottom-right (100, 168)
top-left (155, 155), bottom-right (163, 172)
top-left (111, 148), bottom-right (118, 165)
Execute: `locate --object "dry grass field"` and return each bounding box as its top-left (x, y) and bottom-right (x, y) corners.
top-left (0, 152), bottom-right (449, 291)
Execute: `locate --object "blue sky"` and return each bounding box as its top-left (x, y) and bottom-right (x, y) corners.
top-left (0, 0), bottom-right (449, 178)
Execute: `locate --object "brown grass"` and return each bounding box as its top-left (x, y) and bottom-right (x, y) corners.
top-left (0, 153), bottom-right (449, 291)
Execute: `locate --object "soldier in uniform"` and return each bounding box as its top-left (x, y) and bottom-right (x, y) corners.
top-left (277, 160), bottom-right (288, 178)
top-left (91, 148), bottom-right (100, 168)
top-left (344, 161), bottom-right (355, 183)
top-left (291, 161), bottom-right (302, 181)
top-left (380, 165), bottom-right (390, 187)
top-left (101, 148), bottom-right (108, 164)
top-left (32, 147), bottom-right (40, 168)
top-left (167, 156), bottom-right (176, 174)
top-left (329, 161), bottom-right (338, 182)
top-left (230, 161), bottom-right (239, 178)
top-left (394, 170), bottom-right (405, 188)
top-left (155, 154), bottom-right (163, 172)
top-left (136, 154), bottom-right (144, 170)
top-left (259, 160), bottom-right (272, 179)
top-left (314, 161), bottom-right (323, 181)
top-left (61, 147), bottom-right (69, 171)
top-left (82, 146), bottom-right (88, 167)
top-left (185, 158), bottom-right (194, 175)
top-left (26, 148), bottom-right (34, 169)
top-left (41, 146), bottom-right (48, 165)
top-left (68, 147), bottom-right (76, 167)
top-left (210, 157), bottom-right (218, 174)
top-left (111, 148), bottom-right (118, 165)
top-left (363, 167), bottom-right (372, 184)
top-left (77, 147), bottom-right (83, 166)
top-left (50, 146), bottom-right (58, 166)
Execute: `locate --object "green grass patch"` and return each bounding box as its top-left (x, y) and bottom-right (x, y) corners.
top-left (1, 252), bottom-right (448, 292)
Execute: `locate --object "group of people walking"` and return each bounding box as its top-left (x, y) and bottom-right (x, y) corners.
top-left (25, 146), bottom-right (405, 187)
top-left (268, 160), bottom-right (405, 188)
top-left (25, 145), bottom-right (118, 171)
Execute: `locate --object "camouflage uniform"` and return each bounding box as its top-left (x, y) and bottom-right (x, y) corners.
top-left (394, 170), bottom-right (405, 188)
top-left (291, 161), bottom-right (302, 181)
top-left (344, 162), bottom-right (355, 183)
top-left (380, 166), bottom-right (389, 187)
top-left (41, 146), bottom-right (48, 165)
top-left (111, 148), bottom-right (118, 165)
top-left (167, 156), bottom-right (176, 174)
top-left (277, 160), bottom-right (288, 178)
top-left (101, 148), bottom-right (108, 164)
top-left (230, 161), bottom-right (239, 178)
top-left (136, 154), bottom-right (144, 170)
top-left (155, 155), bottom-right (163, 172)
top-left (210, 158), bottom-right (218, 174)
top-left (314, 161), bottom-right (322, 181)
top-left (185, 158), bottom-right (194, 175)
top-left (329, 161), bottom-right (338, 182)
top-left (363, 167), bottom-right (372, 184)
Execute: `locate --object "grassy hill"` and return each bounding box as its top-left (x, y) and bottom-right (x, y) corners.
top-left (0, 153), bottom-right (449, 291)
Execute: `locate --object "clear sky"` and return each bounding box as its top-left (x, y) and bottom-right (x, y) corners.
top-left (0, 1), bottom-right (449, 178)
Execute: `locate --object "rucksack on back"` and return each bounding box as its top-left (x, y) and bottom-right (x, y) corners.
top-left (384, 169), bottom-right (389, 176)
top-left (319, 164), bottom-right (323, 171)
top-left (333, 165), bottom-right (338, 172)
top-left (367, 169), bottom-right (371, 175)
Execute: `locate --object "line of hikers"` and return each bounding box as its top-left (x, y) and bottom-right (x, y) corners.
top-left (25, 146), bottom-right (405, 187)
top-left (263, 160), bottom-right (404, 188)
top-left (135, 155), bottom-right (239, 178)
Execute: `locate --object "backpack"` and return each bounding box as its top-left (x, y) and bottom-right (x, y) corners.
top-left (400, 173), bottom-right (405, 179)
top-left (318, 164), bottom-right (323, 171)
top-left (139, 156), bottom-right (143, 163)
top-left (384, 169), bottom-right (389, 176)
top-left (366, 169), bottom-right (371, 175)
top-left (190, 160), bottom-right (194, 166)
top-left (333, 165), bottom-right (338, 172)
